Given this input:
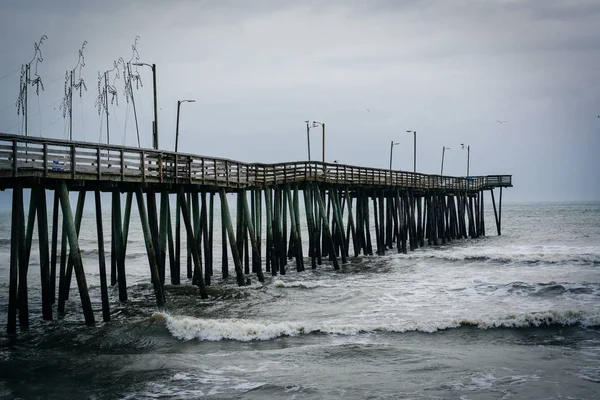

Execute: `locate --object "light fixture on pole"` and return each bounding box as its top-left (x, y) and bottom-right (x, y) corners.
top-left (312, 121), bottom-right (325, 163)
top-left (406, 130), bottom-right (416, 173)
top-left (440, 146), bottom-right (450, 175)
top-left (133, 62), bottom-right (158, 150)
top-left (175, 99), bottom-right (195, 153)
top-left (304, 120), bottom-right (312, 161)
top-left (389, 141), bottom-right (400, 171)
top-left (461, 143), bottom-right (470, 177)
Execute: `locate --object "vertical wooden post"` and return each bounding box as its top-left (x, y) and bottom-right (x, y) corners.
top-left (303, 186), bottom-right (317, 269)
top-left (176, 189), bottom-right (208, 297)
top-left (58, 182), bottom-right (95, 325)
top-left (364, 191), bottom-right (373, 255)
top-left (50, 190), bottom-right (59, 304)
top-left (112, 192), bottom-right (127, 302)
top-left (201, 191), bottom-right (211, 285)
top-left (18, 190), bottom-right (37, 329)
top-left (112, 192), bottom-right (128, 302)
top-left (166, 197), bottom-right (177, 284)
top-left (34, 187), bottom-right (52, 321)
top-left (498, 187), bottom-right (503, 236)
top-left (345, 188), bottom-right (358, 257)
top-left (331, 189), bottom-right (347, 263)
top-left (175, 192), bottom-right (181, 282)
top-left (187, 192), bottom-right (193, 279)
top-left (241, 190), bottom-right (265, 282)
top-left (7, 185), bottom-right (22, 334)
top-left (208, 192), bottom-right (215, 278)
top-left (265, 188), bottom-right (274, 274)
top-left (159, 192), bottom-right (170, 285)
top-left (135, 188), bottom-right (166, 306)
top-left (191, 191), bottom-right (203, 285)
top-left (58, 190), bottom-right (85, 312)
top-left (94, 190), bottom-right (110, 322)
top-left (219, 189), bottom-right (246, 286)
top-left (221, 191), bottom-right (229, 279)
top-left (314, 186), bottom-right (340, 270)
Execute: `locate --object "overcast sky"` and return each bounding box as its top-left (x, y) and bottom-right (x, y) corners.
top-left (1, 0), bottom-right (599, 202)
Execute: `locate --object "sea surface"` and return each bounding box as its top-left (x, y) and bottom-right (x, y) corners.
top-left (0, 200), bottom-right (599, 399)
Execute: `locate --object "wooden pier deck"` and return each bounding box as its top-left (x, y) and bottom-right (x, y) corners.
top-left (0, 133), bottom-right (511, 333)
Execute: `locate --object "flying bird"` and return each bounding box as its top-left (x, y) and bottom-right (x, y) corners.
top-left (496, 120), bottom-right (507, 124)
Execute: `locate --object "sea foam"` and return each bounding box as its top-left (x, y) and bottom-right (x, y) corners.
top-left (154, 309), bottom-right (600, 342)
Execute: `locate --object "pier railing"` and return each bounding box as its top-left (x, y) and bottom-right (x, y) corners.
top-left (0, 133), bottom-right (511, 191)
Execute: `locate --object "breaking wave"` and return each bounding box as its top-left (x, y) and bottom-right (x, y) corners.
top-left (403, 245), bottom-right (600, 265)
top-left (154, 309), bottom-right (600, 342)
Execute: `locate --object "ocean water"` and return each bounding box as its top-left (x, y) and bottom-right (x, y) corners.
top-left (0, 200), bottom-right (599, 399)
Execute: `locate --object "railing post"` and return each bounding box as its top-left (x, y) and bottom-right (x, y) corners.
top-left (141, 152), bottom-right (146, 183)
top-left (174, 154), bottom-right (178, 184)
top-left (201, 158), bottom-right (205, 184)
top-left (12, 139), bottom-right (17, 178)
top-left (158, 153), bottom-right (163, 183)
top-left (97, 147), bottom-right (101, 180)
top-left (43, 143), bottom-right (48, 178)
top-left (71, 144), bottom-right (76, 180)
top-left (225, 160), bottom-right (229, 185)
top-left (120, 149), bottom-right (124, 181)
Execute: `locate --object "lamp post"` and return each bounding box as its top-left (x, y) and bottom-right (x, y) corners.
top-left (440, 146), bottom-right (450, 175)
top-left (461, 143), bottom-right (470, 177)
top-left (133, 62), bottom-right (158, 150)
top-left (406, 130), bottom-right (416, 173)
top-left (304, 120), bottom-right (312, 161)
top-left (312, 121), bottom-right (325, 163)
top-left (175, 99), bottom-right (195, 152)
top-left (389, 141), bottom-right (400, 171)
top-left (389, 141), bottom-right (400, 184)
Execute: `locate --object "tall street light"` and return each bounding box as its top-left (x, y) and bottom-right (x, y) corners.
top-left (304, 120), bottom-right (312, 161)
top-left (389, 141), bottom-right (400, 170)
top-left (406, 130), bottom-right (416, 173)
top-left (312, 121), bottom-right (325, 163)
top-left (461, 143), bottom-right (470, 177)
top-left (175, 99), bottom-right (195, 153)
top-left (133, 62), bottom-right (158, 150)
top-left (440, 146), bottom-right (450, 175)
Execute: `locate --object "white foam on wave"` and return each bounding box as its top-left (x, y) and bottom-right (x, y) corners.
top-left (403, 244), bottom-right (600, 264)
top-left (154, 309), bottom-right (600, 342)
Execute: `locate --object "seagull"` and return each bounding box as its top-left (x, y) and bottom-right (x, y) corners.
top-left (496, 120), bottom-right (507, 124)
top-left (367, 109), bottom-right (370, 112)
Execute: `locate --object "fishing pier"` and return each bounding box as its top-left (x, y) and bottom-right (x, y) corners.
top-left (0, 133), bottom-right (511, 334)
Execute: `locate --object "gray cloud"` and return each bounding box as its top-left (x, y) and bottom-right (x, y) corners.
top-left (0, 0), bottom-right (598, 202)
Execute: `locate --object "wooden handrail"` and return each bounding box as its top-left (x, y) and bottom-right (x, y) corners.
top-left (0, 132), bottom-right (512, 191)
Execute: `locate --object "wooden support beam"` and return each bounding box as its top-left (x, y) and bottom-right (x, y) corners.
top-left (218, 189), bottom-right (246, 286)
top-left (175, 193), bottom-right (182, 283)
top-left (7, 185), bottom-right (22, 334)
top-left (58, 190), bottom-right (85, 313)
top-left (57, 182), bottom-right (95, 325)
top-left (135, 188), bottom-right (167, 306)
top-left (221, 191), bottom-right (228, 279)
top-left (201, 191), bottom-right (211, 285)
top-left (314, 186), bottom-right (340, 270)
top-left (34, 187), bottom-right (52, 321)
top-left (94, 190), bottom-right (110, 322)
top-left (18, 189), bottom-right (37, 329)
top-left (265, 188), bottom-right (274, 274)
top-left (112, 192), bottom-right (127, 302)
top-left (50, 190), bottom-right (59, 304)
top-left (159, 192), bottom-right (169, 285)
top-left (241, 189), bottom-right (265, 282)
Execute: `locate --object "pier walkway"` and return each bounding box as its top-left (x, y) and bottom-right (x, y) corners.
top-left (0, 133), bottom-right (511, 333)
